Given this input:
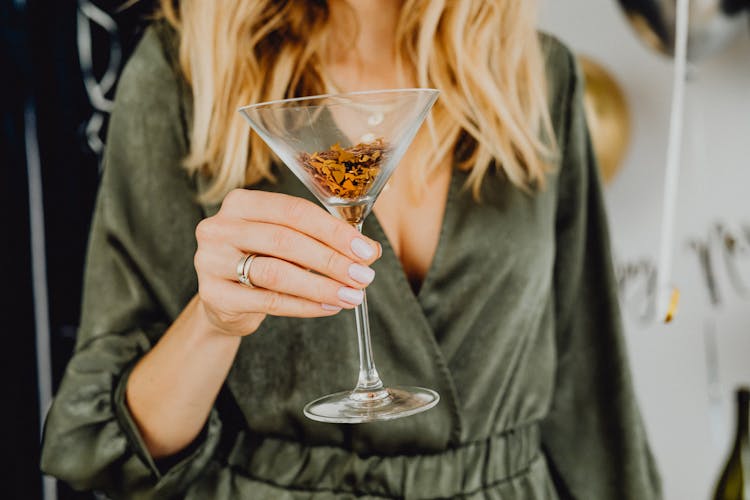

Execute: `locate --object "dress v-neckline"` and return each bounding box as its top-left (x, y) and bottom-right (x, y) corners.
top-left (366, 167), bottom-right (461, 304)
top-left (220, 163), bottom-right (466, 443)
top-left (364, 169), bottom-right (465, 443)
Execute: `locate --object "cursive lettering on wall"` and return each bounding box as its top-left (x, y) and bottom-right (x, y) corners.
top-left (615, 221), bottom-right (750, 324)
top-left (615, 257), bottom-right (657, 324)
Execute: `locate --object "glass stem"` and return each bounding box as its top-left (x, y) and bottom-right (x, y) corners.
top-left (351, 222), bottom-right (386, 398)
top-left (353, 292), bottom-right (384, 393)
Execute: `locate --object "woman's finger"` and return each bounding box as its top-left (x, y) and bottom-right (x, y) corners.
top-left (239, 256), bottom-right (365, 308)
top-left (207, 280), bottom-right (344, 318)
top-left (220, 190), bottom-right (381, 263)
top-left (196, 247), bottom-right (368, 308)
top-left (219, 220), bottom-right (376, 290)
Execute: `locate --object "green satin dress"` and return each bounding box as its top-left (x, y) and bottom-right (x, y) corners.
top-left (40, 23), bottom-right (662, 500)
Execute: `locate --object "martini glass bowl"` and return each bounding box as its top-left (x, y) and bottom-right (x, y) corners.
top-left (239, 89), bottom-right (440, 423)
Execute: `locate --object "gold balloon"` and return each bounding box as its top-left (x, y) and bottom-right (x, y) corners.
top-left (578, 55), bottom-right (631, 184)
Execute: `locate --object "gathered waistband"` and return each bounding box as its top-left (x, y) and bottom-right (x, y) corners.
top-left (225, 423), bottom-right (541, 498)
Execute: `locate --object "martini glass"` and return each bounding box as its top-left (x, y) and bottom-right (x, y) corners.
top-left (239, 89), bottom-right (440, 423)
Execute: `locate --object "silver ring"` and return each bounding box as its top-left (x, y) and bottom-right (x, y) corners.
top-left (236, 253), bottom-right (259, 288)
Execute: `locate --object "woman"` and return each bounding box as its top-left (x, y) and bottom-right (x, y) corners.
top-left (41, 1), bottom-right (661, 498)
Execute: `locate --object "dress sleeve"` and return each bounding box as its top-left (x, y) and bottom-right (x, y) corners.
top-left (40, 25), bottom-right (222, 499)
top-left (540, 47), bottom-right (662, 500)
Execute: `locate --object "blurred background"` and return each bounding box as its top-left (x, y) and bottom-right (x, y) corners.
top-left (3, 1), bottom-right (153, 498)
top-left (3, 0), bottom-right (749, 499)
top-left (540, 1), bottom-right (750, 499)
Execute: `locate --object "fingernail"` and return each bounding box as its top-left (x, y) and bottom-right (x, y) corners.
top-left (322, 303), bottom-right (342, 312)
top-left (351, 238), bottom-right (376, 259)
top-left (348, 263), bottom-right (375, 284)
top-left (338, 287), bottom-right (364, 305)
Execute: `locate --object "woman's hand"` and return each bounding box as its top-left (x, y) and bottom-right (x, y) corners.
top-left (127, 190), bottom-right (381, 458)
top-left (193, 189), bottom-right (381, 337)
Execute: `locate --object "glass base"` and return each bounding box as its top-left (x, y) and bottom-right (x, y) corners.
top-left (303, 386), bottom-right (440, 424)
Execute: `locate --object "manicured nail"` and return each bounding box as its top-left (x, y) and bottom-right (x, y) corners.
top-left (322, 303), bottom-right (342, 312)
top-left (338, 287), bottom-right (364, 305)
top-left (351, 238), bottom-right (376, 259)
top-left (348, 263), bottom-right (375, 284)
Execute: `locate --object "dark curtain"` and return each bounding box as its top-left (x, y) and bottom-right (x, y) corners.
top-left (2, 1), bottom-right (156, 498)
top-left (1, 1), bottom-right (40, 498)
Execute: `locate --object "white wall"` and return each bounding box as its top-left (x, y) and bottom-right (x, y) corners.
top-left (538, 2), bottom-right (750, 499)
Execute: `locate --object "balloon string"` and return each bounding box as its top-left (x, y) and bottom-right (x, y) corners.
top-left (657, 0), bottom-right (690, 322)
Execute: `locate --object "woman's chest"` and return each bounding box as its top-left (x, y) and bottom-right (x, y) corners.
top-left (373, 151), bottom-right (452, 292)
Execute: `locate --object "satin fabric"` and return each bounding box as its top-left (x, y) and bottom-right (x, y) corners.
top-left (41, 23), bottom-right (661, 500)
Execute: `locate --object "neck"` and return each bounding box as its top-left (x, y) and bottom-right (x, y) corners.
top-left (326, 0), bottom-right (403, 89)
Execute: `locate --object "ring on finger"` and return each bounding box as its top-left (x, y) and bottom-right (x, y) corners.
top-left (236, 253), bottom-right (260, 288)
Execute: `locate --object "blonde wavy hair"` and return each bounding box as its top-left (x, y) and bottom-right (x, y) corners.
top-left (159, 0), bottom-right (555, 203)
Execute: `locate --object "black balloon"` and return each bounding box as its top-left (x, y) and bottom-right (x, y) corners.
top-left (616, 0), bottom-right (750, 60)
